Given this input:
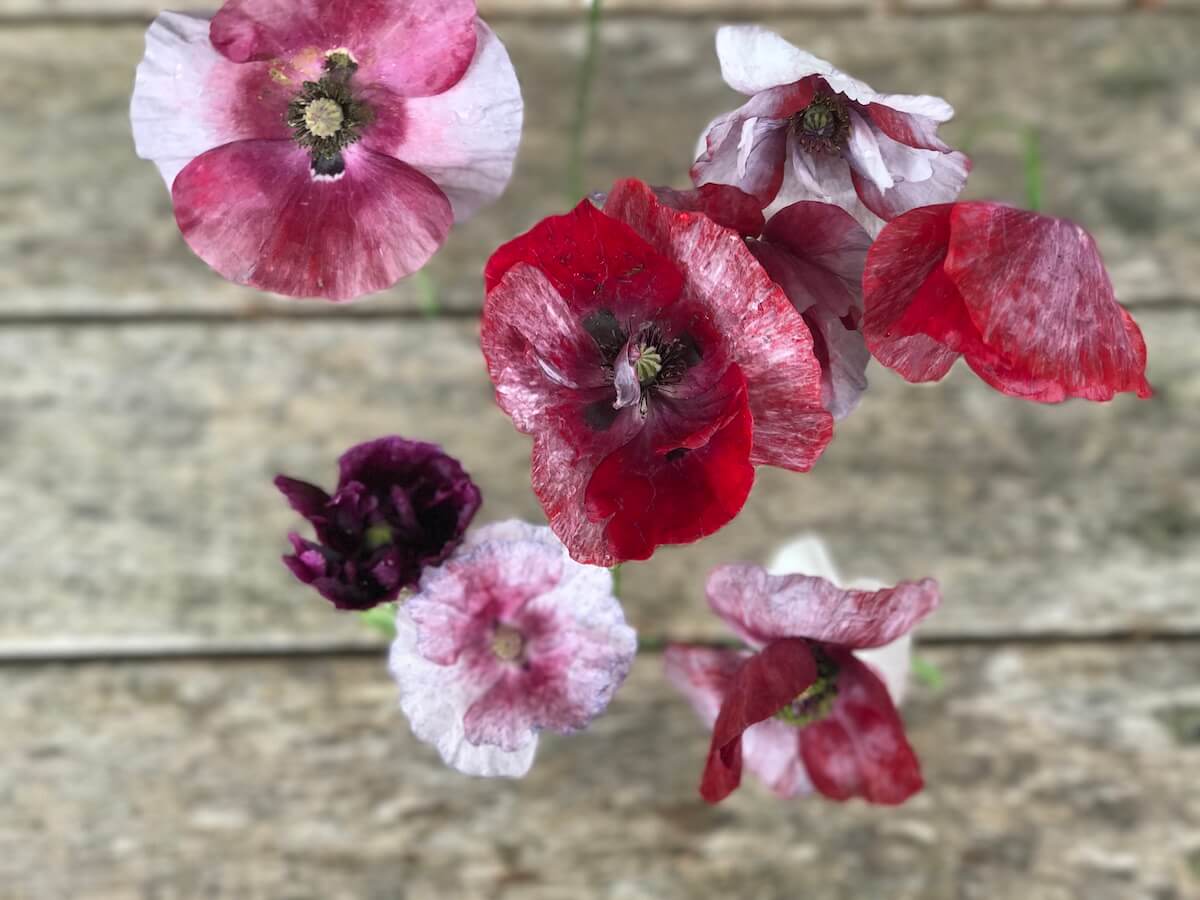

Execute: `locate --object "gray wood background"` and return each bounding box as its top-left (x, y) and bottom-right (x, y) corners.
top-left (1, 4), bottom-right (1198, 898)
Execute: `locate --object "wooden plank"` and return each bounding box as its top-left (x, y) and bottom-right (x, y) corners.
top-left (3, 644), bottom-right (1198, 898)
top-left (0, 308), bottom-right (1195, 648)
top-left (3, 15), bottom-right (1198, 314)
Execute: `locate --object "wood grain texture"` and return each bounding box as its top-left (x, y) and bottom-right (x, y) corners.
top-left (1, 309), bottom-right (1194, 648)
top-left (4, 644), bottom-right (1198, 899)
top-left (3, 15), bottom-right (1198, 315)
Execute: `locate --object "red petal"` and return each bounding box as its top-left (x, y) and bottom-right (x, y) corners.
top-left (604, 179), bottom-right (833, 472)
top-left (862, 203), bottom-right (962, 382)
top-left (485, 197), bottom-right (685, 319)
top-left (945, 202), bottom-right (1152, 402)
top-left (706, 563), bottom-right (940, 650)
top-left (584, 367), bottom-right (755, 563)
top-left (210, 0), bottom-right (477, 98)
top-left (653, 184), bottom-right (766, 237)
top-left (798, 650), bottom-right (923, 805)
top-left (172, 141), bottom-right (452, 300)
top-left (700, 638), bottom-right (818, 804)
top-left (865, 104), bottom-right (950, 152)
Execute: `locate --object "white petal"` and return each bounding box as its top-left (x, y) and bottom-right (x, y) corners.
top-left (845, 109), bottom-right (894, 192)
top-left (715, 25), bottom-right (874, 102)
top-left (771, 135), bottom-right (885, 236)
top-left (870, 92), bottom-right (955, 123)
top-left (767, 535), bottom-right (843, 583)
top-left (386, 21), bottom-right (524, 223)
top-left (855, 634), bottom-right (914, 706)
top-left (389, 612), bottom-right (537, 777)
top-left (130, 12), bottom-right (230, 189)
top-left (874, 124), bottom-right (937, 185)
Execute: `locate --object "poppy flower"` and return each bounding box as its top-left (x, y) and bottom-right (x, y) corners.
top-left (691, 25), bottom-right (969, 234)
top-left (276, 436), bottom-right (481, 610)
top-left (665, 536), bottom-right (940, 805)
top-left (389, 520), bottom-right (637, 777)
top-left (862, 202), bottom-right (1152, 402)
top-left (131, 0), bottom-right (523, 300)
top-left (481, 178), bottom-right (834, 567)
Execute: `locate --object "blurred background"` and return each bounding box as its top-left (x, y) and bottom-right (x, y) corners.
top-left (2, 0), bottom-right (1199, 897)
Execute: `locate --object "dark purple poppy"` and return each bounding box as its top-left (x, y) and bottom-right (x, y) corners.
top-left (275, 436), bottom-right (482, 610)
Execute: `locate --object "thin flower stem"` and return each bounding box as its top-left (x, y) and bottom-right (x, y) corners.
top-left (413, 270), bottom-right (441, 317)
top-left (609, 563), bottom-right (622, 597)
top-left (1023, 127), bottom-right (1043, 212)
top-left (565, 0), bottom-right (604, 202)
top-left (359, 604), bottom-right (398, 639)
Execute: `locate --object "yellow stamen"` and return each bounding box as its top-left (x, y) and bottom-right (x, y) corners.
top-left (304, 98), bottom-right (344, 139)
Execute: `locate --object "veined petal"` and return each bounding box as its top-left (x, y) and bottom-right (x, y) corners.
top-left (853, 149), bottom-right (970, 223)
top-left (171, 140), bottom-right (452, 300)
top-left (210, 0), bottom-right (478, 98)
top-left (367, 21), bottom-right (523, 222)
top-left (706, 562), bottom-right (941, 650)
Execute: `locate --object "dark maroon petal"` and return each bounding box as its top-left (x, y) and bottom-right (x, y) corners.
top-left (700, 638), bottom-right (818, 804)
top-left (172, 141), bottom-right (452, 301)
top-left (274, 476), bottom-right (332, 519)
top-left (798, 650), bottom-right (923, 805)
top-left (945, 202), bottom-right (1152, 402)
top-left (706, 563), bottom-right (941, 650)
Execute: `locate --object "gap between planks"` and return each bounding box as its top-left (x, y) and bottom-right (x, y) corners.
top-left (2, 630), bottom-right (1198, 665)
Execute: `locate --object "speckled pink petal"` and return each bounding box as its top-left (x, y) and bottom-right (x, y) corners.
top-left (210, 0), bottom-right (478, 98)
top-left (706, 563), bottom-right (941, 651)
top-left (171, 140), bottom-right (452, 300)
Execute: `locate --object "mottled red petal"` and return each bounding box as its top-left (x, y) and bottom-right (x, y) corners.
top-left (485, 197), bottom-right (685, 317)
top-left (945, 203), bottom-right (1152, 402)
top-left (172, 141), bottom-right (452, 300)
top-left (584, 367), bottom-right (755, 563)
top-left (700, 638), bottom-right (818, 804)
top-left (604, 179), bottom-right (833, 472)
top-left (653, 183), bottom-right (766, 237)
top-left (707, 563), bottom-right (941, 650)
top-left (862, 203), bottom-right (962, 382)
top-left (798, 651), bottom-right (923, 805)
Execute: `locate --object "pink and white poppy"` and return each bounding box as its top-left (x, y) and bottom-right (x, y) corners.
top-left (691, 25), bottom-right (969, 235)
top-left (862, 202), bottom-right (1153, 402)
top-left (388, 520), bottom-right (637, 777)
top-left (131, 0), bottom-right (523, 301)
top-left (664, 536), bottom-right (940, 805)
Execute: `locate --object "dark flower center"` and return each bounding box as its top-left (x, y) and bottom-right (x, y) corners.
top-left (791, 93), bottom-right (851, 156)
top-left (583, 310), bottom-right (699, 396)
top-left (775, 644), bottom-right (840, 726)
top-left (286, 50), bottom-right (373, 178)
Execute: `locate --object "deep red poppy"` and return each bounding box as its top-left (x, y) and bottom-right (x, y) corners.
top-left (481, 179), bottom-right (833, 566)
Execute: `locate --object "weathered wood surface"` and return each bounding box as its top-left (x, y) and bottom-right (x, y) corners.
top-left (4, 15), bottom-right (1199, 315)
top-left (1, 308), bottom-right (1194, 648)
top-left (4, 644), bottom-right (1198, 899)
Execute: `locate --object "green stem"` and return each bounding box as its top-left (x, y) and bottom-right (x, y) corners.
top-left (1023, 127), bottom-right (1043, 212)
top-left (565, 0), bottom-right (604, 202)
top-left (609, 563), bottom-right (622, 598)
top-left (359, 604), bottom-right (398, 639)
top-left (413, 270), bottom-right (441, 317)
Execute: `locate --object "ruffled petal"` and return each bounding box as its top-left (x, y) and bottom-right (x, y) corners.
top-left (945, 203), bottom-right (1152, 402)
top-left (131, 12), bottom-right (294, 188)
top-left (699, 638), bottom-right (818, 804)
top-left (171, 140), bottom-right (452, 300)
top-left (603, 180), bottom-right (833, 472)
top-left (844, 110), bottom-right (894, 193)
top-left (210, 0), bottom-right (478, 98)
top-left (797, 651), bottom-right (923, 804)
top-left (706, 563), bottom-right (941, 650)
top-left (852, 148), bottom-right (971, 223)
top-left (690, 110), bottom-right (789, 206)
top-left (866, 103), bottom-right (952, 152)
top-left (389, 611), bottom-right (537, 778)
top-left (367, 21), bottom-right (522, 222)
top-left (862, 203), bottom-right (963, 382)
top-left (715, 26), bottom-right (873, 100)
top-left (772, 134), bottom-right (883, 236)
